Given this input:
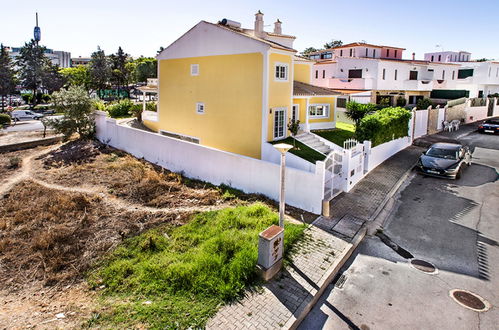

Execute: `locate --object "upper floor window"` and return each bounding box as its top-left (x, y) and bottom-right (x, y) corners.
top-left (348, 69), bottom-right (362, 79)
top-left (196, 102), bottom-right (205, 114)
top-left (275, 63), bottom-right (288, 81)
top-left (382, 68), bottom-right (386, 80)
top-left (496, 68), bottom-right (498, 77)
top-left (442, 70), bottom-right (445, 80)
top-left (394, 50), bottom-right (398, 57)
top-left (340, 50), bottom-right (343, 56)
top-left (349, 49), bottom-right (353, 57)
top-left (365, 48), bottom-right (368, 57)
top-left (438, 55), bottom-right (442, 61)
top-left (458, 69), bottom-right (474, 79)
top-left (373, 49), bottom-right (376, 58)
top-left (190, 64), bottom-right (199, 76)
top-left (322, 70), bottom-right (325, 79)
top-left (431, 55), bottom-right (434, 61)
top-left (315, 70), bottom-right (318, 79)
top-left (452, 71), bottom-right (455, 80)
top-left (409, 71), bottom-right (418, 80)
top-left (394, 69), bottom-right (398, 80)
top-left (386, 49), bottom-right (390, 57)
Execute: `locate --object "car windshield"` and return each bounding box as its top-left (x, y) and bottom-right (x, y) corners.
top-left (26, 111), bottom-right (35, 115)
top-left (426, 147), bottom-right (458, 160)
top-left (484, 119), bottom-right (499, 125)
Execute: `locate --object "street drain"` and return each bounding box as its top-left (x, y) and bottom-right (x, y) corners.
top-left (410, 259), bottom-right (437, 274)
top-left (449, 289), bottom-right (491, 312)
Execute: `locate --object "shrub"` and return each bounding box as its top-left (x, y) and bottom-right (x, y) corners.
top-left (21, 93), bottom-right (33, 104)
top-left (145, 101), bottom-right (157, 112)
top-left (130, 103), bottom-right (143, 122)
top-left (416, 98), bottom-right (433, 110)
top-left (0, 113), bottom-right (11, 126)
top-left (93, 100), bottom-right (107, 111)
top-left (356, 107), bottom-right (412, 146)
top-left (107, 99), bottom-right (133, 118)
top-left (396, 96), bottom-right (407, 107)
top-left (8, 157), bottom-right (21, 169)
top-left (379, 97), bottom-right (391, 107)
top-left (41, 94), bottom-right (51, 103)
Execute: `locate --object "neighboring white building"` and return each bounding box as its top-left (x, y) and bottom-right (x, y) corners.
top-left (7, 46), bottom-right (71, 68)
top-left (310, 43), bottom-right (457, 106)
top-left (425, 51), bottom-right (499, 98)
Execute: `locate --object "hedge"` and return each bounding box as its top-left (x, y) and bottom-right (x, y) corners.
top-left (356, 107), bottom-right (412, 146)
top-left (0, 113), bottom-right (12, 126)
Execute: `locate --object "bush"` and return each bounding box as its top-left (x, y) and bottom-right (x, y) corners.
top-left (0, 113), bottom-right (11, 126)
top-left (130, 103), bottom-right (143, 122)
top-left (41, 94), bottom-right (51, 103)
top-left (107, 99), bottom-right (133, 118)
top-left (379, 97), bottom-right (391, 107)
top-left (93, 100), bottom-right (107, 111)
top-left (396, 96), bottom-right (407, 107)
top-left (416, 98), bottom-right (433, 110)
top-left (21, 93), bottom-right (33, 104)
top-left (145, 101), bottom-right (157, 112)
top-left (356, 107), bottom-right (412, 146)
top-left (345, 101), bottom-right (377, 128)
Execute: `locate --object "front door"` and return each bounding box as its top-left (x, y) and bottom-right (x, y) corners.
top-left (273, 108), bottom-right (286, 140)
top-left (292, 104), bottom-right (299, 122)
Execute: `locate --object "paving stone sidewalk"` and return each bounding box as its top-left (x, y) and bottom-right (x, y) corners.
top-left (207, 225), bottom-right (361, 330)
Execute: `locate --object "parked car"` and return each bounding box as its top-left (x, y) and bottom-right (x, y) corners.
top-left (478, 118), bottom-right (499, 134)
top-left (10, 110), bottom-right (44, 121)
top-left (416, 143), bottom-right (471, 179)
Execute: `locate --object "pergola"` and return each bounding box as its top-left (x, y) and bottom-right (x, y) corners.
top-left (137, 78), bottom-right (158, 112)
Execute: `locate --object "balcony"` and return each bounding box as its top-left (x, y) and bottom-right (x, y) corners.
top-left (325, 77), bottom-right (374, 90)
top-left (403, 79), bottom-right (433, 91)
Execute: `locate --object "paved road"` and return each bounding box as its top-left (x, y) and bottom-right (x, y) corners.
top-left (5, 116), bottom-right (62, 132)
top-left (299, 130), bottom-right (499, 329)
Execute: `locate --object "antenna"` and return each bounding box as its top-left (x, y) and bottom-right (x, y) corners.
top-left (36, 12), bottom-right (38, 27)
top-left (34, 12), bottom-right (41, 44)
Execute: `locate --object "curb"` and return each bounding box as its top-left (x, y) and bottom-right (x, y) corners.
top-left (286, 225), bottom-right (367, 330)
top-left (0, 136), bottom-right (62, 153)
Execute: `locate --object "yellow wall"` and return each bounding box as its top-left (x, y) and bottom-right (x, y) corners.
top-left (294, 63), bottom-right (311, 84)
top-left (143, 118), bottom-right (160, 132)
top-left (309, 96), bottom-right (336, 123)
top-left (267, 52), bottom-right (293, 141)
top-left (156, 53), bottom-right (263, 159)
top-left (292, 98), bottom-right (308, 123)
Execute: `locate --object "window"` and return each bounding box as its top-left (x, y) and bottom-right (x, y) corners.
top-left (275, 63), bottom-right (288, 81)
top-left (337, 98), bottom-right (347, 108)
top-left (373, 49), bottom-right (376, 58)
top-left (349, 49), bottom-right (353, 57)
top-left (394, 50), bottom-right (398, 58)
top-left (196, 102), bottom-right (205, 114)
top-left (438, 55), bottom-right (441, 61)
top-left (442, 70), bottom-right (445, 80)
top-left (431, 55), bottom-right (434, 61)
top-left (452, 71), bottom-right (455, 80)
top-left (322, 70), bottom-right (325, 79)
top-left (348, 69), bottom-right (362, 79)
top-left (458, 69), bottom-right (474, 79)
top-left (340, 50), bottom-right (343, 56)
top-left (409, 71), bottom-right (418, 80)
top-left (190, 64), bottom-right (199, 76)
top-left (394, 69), bottom-right (398, 80)
top-left (292, 104), bottom-right (299, 122)
top-left (365, 48), bottom-right (368, 57)
top-left (273, 108), bottom-right (286, 139)
top-left (309, 104), bottom-right (329, 118)
top-left (315, 70), bottom-right (318, 79)
top-left (382, 68), bottom-right (386, 80)
top-left (386, 49), bottom-right (390, 57)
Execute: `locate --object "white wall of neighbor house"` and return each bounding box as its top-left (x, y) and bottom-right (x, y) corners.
top-left (95, 112), bottom-right (325, 214)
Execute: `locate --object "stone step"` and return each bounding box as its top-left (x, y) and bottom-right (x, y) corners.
top-left (317, 145), bottom-right (331, 153)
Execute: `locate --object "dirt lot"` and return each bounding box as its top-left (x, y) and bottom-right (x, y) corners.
top-left (0, 130), bottom-right (60, 146)
top-left (0, 139), bottom-right (315, 328)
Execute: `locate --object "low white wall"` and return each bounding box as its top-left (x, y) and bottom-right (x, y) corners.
top-left (310, 121), bottom-right (335, 130)
top-left (261, 142), bottom-right (317, 173)
top-left (367, 136), bottom-right (412, 172)
top-left (464, 106), bottom-right (488, 123)
top-left (95, 112), bottom-right (324, 214)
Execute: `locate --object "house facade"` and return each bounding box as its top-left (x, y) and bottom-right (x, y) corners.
top-left (143, 12), bottom-right (339, 159)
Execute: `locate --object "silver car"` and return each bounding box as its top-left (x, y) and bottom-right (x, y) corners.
top-left (10, 110), bottom-right (44, 121)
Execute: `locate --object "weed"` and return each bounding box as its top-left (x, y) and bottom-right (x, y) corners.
top-left (8, 157), bottom-right (21, 169)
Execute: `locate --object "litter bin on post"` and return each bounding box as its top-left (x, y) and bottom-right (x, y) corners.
top-left (257, 225), bottom-right (284, 281)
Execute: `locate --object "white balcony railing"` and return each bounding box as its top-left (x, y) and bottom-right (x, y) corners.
top-left (326, 77), bottom-right (374, 90)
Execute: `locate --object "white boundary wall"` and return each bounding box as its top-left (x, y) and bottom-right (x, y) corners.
top-left (366, 137), bottom-right (412, 172)
top-left (261, 142), bottom-right (317, 173)
top-left (95, 112), bottom-right (325, 214)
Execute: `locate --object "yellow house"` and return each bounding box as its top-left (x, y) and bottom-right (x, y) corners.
top-left (143, 12), bottom-right (339, 159)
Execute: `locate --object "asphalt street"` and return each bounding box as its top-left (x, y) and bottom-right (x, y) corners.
top-left (5, 116), bottom-right (62, 132)
top-left (299, 130), bottom-right (499, 330)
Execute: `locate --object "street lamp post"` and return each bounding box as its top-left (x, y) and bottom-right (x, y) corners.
top-left (273, 143), bottom-right (293, 228)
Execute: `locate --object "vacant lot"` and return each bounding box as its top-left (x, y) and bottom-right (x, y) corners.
top-left (0, 140), bottom-right (310, 328)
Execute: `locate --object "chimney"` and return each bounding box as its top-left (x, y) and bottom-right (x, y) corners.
top-left (412, 52), bottom-right (415, 60)
top-left (274, 19), bottom-right (282, 34)
top-left (254, 10), bottom-right (264, 38)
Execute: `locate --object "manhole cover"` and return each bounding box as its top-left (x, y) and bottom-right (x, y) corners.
top-left (449, 289), bottom-right (490, 312)
top-left (410, 259), bottom-right (437, 274)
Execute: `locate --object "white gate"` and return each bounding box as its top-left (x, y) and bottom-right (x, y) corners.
top-left (324, 151), bottom-right (343, 200)
top-left (437, 107), bottom-right (445, 130)
top-left (414, 109), bottom-right (429, 138)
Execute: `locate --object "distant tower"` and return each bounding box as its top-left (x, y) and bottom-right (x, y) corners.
top-left (34, 12), bottom-right (41, 45)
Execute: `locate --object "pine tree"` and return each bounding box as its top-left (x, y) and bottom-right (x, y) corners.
top-left (0, 44), bottom-right (17, 112)
top-left (43, 63), bottom-right (66, 93)
top-left (110, 47), bottom-right (130, 98)
top-left (89, 46), bottom-right (111, 98)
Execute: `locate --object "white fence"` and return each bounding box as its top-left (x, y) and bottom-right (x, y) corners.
top-left (261, 142), bottom-right (316, 173)
top-left (413, 109), bottom-right (429, 138)
top-left (95, 112), bottom-right (325, 214)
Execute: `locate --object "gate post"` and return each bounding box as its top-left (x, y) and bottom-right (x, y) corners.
top-left (363, 140), bottom-right (371, 174)
top-left (341, 149), bottom-right (352, 192)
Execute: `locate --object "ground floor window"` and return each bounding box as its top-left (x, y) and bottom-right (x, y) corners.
top-left (309, 104), bottom-right (329, 118)
top-left (273, 107), bottom-right (286, 139)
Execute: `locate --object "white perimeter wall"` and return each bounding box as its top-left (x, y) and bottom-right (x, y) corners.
top-left (95, 112), bottom-right (324, 214)
top-left (367, 137), bottom-right (412, 172)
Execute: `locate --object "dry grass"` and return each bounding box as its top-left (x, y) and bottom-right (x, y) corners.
top-left (0, 180), bottom-right (189, 290)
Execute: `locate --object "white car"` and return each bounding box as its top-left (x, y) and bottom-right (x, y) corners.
top-left (10, 110), bottom-right (44, 121)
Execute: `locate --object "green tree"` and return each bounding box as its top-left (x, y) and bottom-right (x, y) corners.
top-left (109, 47), bottom-right (130, 97)
top-left (16, 39), bottom-right (50, 107)
top-left (132, 57), bottom-right (157, 83)
top-left (43, 63), bottom-right (66, 94)
top-left (345, 101), bottom-right (376, 130)
top-left (323, 39), bottom-right (343, 49)
top-left (89, 46), bottom-right (111, 98)
top-left (60, 65), bottom-right (91, 90)
top-left (156, 46), bottom-right (165, 55)
top-left (301, 47), bottom-right (319, 57)
top-left (48, 85), bottom-right (95, 140)
top-left (288, 119), bottom-right (300, 147)
top-left (0, 44), bottom-right (17, 112)
top-left (416, 98), bottom-right (433, 110)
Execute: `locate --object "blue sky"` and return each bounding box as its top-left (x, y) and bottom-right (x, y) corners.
top-left (1, 0), bottom-right (497, 60)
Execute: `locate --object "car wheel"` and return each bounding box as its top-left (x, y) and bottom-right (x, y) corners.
top-left (456, 167), bottom-right (462, 180)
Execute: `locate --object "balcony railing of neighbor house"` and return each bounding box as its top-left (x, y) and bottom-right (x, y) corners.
top-left (326, 77), bottom-right (374, 89)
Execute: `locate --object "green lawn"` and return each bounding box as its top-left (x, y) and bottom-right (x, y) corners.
top-left (313, 122), bottom-right (355, 147)
top-left (271, 137), bottom-right (326, 163)
top-left (87, 203), bottom-right (307, 329)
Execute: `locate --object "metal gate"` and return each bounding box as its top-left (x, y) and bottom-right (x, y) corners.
top-left (324, 151), bottom-right (343, 201)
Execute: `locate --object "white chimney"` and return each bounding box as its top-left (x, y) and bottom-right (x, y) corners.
top-left (274, 19), bottom-right (282, 34)
top-left (412, 52), bottom-right (416, 60)
top-left (254, 10), bottom-right (264, 38)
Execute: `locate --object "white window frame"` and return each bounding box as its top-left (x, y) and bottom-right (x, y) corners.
top-left (308, 104), bottom-right (330, 119)
top-left (292, 104), bottom-right (300, 122)
top-left (274, 63), bottom-right (289, 82)
top-left (196, 102), bottom-right (205, 114)
top-left (190, 64), bottom-right (199, 76)
top-left (273, 107), bottom-right (287, 140)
